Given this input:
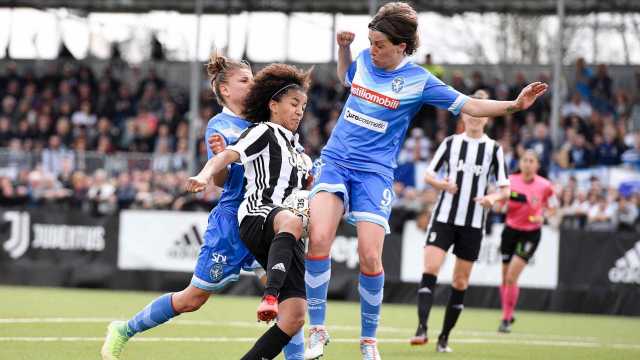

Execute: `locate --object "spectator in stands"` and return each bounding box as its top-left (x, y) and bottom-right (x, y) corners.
top-left (586, 194), bottom-right (617, 231)
top-left (622, 132), bottom-right (640, 170)
top-left (0, 176), bottom-right (28, 206)
top-left (71, 100), bottom-right (97, 127)
top-left (617, 194), bottom-right (638, 231)
top-left (422, 53), bottom-right (444, 79)
top-left (115, 172), bottom-right (136, 209)
top-left (590, 64), bottom-right (614, 115)
top-left (562, 93), bottom-right (592, 120)
top-left (574, 57), bottom-right (593, 101)
top-left (87, 169), bottom-right (116, 215)
top-left (568, 133), bottom-right (593, 169)
top-left (41, 135), bottom-right (74, 177)
top-left (595, 124), bottom-right (626, 166)
top-left (0, 116), bottom-right (12, 147)
top-left (524, 123), bottom-right (552, 176)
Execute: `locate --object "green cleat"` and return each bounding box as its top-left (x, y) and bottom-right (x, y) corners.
top-left (101, 321), bottom-right (131, 360)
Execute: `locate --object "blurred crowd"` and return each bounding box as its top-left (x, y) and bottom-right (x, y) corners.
top-left (1, 56), bottom-right (639, 231)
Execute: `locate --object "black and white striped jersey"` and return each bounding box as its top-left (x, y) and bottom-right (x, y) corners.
top-left (227, 122), bottom-right (311, 222)
top-left (427, 133), bottom-right (510, 229)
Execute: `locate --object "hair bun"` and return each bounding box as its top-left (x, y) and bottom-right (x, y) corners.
top-left (207, 54), bottom-right (228, 78)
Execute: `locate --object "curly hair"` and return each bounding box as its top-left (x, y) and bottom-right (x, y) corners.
top-left (243, 64), bottom-right (312, 124)
top-left (206, 53), bottom-right (251, 106)
top-left (368, 2), bottom-right (419, 56)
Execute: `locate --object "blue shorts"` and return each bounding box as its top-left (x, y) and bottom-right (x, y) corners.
top-left (190, 209), bottom-right (260, 292)
top-left (310, 156), bottom-right (394, 234)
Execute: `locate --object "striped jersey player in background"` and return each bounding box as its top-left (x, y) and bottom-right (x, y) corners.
top-left (410, 90), bottom-right (510, 353)
top-left (303, 2), bottom-right (548, 359)
top-left (497, 149), bottom-right (557, 333)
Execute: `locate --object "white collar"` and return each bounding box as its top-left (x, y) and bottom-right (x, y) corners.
top-left (394, 56), bottom-right (410, 70)
top-left (267, 122), bottom-right (295, 141)
top-left (222, 106), bottom-right (239, 117)
top-left (462, 132), bottom-right (488, 142)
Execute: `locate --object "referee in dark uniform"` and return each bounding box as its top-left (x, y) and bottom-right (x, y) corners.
top-left (410, 90), bottom-right (510, 353)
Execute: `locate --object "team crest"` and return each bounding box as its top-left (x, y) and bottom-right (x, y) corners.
top-left (210, 263), bottom-right (224, 282)
top-left (391, 76), bottom-right (405, 93)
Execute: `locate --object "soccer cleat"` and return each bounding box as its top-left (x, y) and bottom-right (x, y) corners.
top-left (101, 321), bottom-right (130, 360)
top-left (409, 324), bottom-right (428, 345)
top-left (498, 319), bottom-right (512, 333)
top-left (436, 334), bottom-right (452, 353)
top-left (257, 295), bottom-right (279, 323)
top-left (360, 338), bottom-right (381, 360)
top-left (304, 326), bottom-right (330, 359)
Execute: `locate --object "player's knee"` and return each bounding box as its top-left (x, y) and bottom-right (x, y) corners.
top-left (358, 249), bottom-right (382, 272)
top-left (279, 212), bottom-right (303, 239)
top-left (452, 276), bottom-right (469, 290)
top-left (505, 274), bottom-right (517, 286)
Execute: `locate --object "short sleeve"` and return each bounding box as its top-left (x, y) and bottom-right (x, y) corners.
top-left (344, 51), bottom-right (362, 87)
top-left (226, 124), bottom-right (270, 165)
top-left (426, 137), bottom-right (451, 176)
top-left (492, 145), bottom-right (510, 187)
top-left (204, 122), bottom-right (228, 160)
top-left (422, 73), bottom-right (469, 115)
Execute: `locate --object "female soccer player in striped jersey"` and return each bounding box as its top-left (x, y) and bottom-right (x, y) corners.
top-left (497, 149), bottom-right (557, 333)
top-left (304, 2), bottom-right (547, 359)
top-left (101, 56), bottom-right (304, 360)
top-left (186, 63), bottom-right (312, 360)
top-left (410, 90), bottom-right (510, 353)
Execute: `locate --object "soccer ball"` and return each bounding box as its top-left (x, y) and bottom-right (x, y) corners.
top-left (282, 189), bottom-right (310, 239)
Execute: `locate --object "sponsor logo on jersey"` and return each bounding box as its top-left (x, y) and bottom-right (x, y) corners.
top-left (453, 159), bottom-right (484, 176)
top-left (351, 83), bottom-right (400, 110)
top-left (344, 108), bottom-right (388, 133)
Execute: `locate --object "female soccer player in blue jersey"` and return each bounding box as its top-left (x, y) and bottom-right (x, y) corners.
top-left (101, 55), bottom-right (305, 360)
top-left (303, 2), bottom-right (548, 359)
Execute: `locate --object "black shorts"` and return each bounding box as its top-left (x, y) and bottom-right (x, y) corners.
top-left (500, 225), bottom-right (541, 263)
top-left (425, 221), bottom-right (483, 262)
top-left (239, 206), bottom-right (306, 302)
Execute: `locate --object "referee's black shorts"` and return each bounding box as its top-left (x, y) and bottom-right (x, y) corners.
top-left (425, 221), bottom-right (483, 262)
top-left (239, 206), bottom-right (306, 302)
top-left (500, 225), bottom-right (541, 264)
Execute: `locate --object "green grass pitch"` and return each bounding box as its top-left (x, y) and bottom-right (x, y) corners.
top-left (0, 285), bottom-right (639, 359)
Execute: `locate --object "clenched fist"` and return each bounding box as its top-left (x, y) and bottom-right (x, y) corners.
top-left (337, 31), bottom-right (355, 48)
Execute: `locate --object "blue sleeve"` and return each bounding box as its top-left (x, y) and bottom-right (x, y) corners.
top-left (204, 121), bottom-right (229, 160)
top-left (344, 50), bottom-right (363, 87)
top-left (421, 74), bottom-right (468, 115)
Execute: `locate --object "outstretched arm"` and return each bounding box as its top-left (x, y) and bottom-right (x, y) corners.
top-left (185, 149), bottom-right (240, 193)
top-left (208, 133), bottom-right (229, 187)
top-left (336, 31), bottom-right (355, 84)
top-left (461, 82), bottom-right (548, 117)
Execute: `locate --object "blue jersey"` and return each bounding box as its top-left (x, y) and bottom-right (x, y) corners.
top-left (204, 109), bottom-right (251, 216)
top-left (322, 49), bottom-right (469, 178)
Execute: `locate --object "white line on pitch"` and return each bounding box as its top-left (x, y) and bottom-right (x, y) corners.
top-left (0, 336), bottom-right (639, 350)
top-left (0, 317), bottom-right (598, 342)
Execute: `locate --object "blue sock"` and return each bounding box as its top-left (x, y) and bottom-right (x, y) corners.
top-left (359, 272), bottom-right (384, 339)
top-left (283, 328), bottom-right (304, 360)
top-left (124, 293), bottom-right (177, 337)
top-left (305, 257), bottom-right (331, 326)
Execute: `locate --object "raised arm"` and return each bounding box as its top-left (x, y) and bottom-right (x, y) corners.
top-left (461, 82), bottom-right (548, 117)
top-left (208, 133), bottom-right (229, 187)
top-left (336, 31), bottom-right (355, 84)
top-left (185, 149), bottom-right (240, 193)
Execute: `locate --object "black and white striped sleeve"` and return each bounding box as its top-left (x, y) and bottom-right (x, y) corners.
top-left (227, 123), bottom-right (270, 165)
top-left (492, 144), bottom-right (510, 187)
top-left (426, 137), bottom-right (450, 177)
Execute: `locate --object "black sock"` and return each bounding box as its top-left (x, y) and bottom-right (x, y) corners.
top-left (417, 273), bottom-right (437, 330)
top-left (241, 324), bottom-right (292, 360)
top-left (264, 232), bottom-right (297, 297)
top-left (441, 287), bottom-right (466, 338)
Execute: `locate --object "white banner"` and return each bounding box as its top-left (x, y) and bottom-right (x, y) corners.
top-left (400, 221), bottom-right (559, 289)
top-left (118, 210), bottom-right (209, 272)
